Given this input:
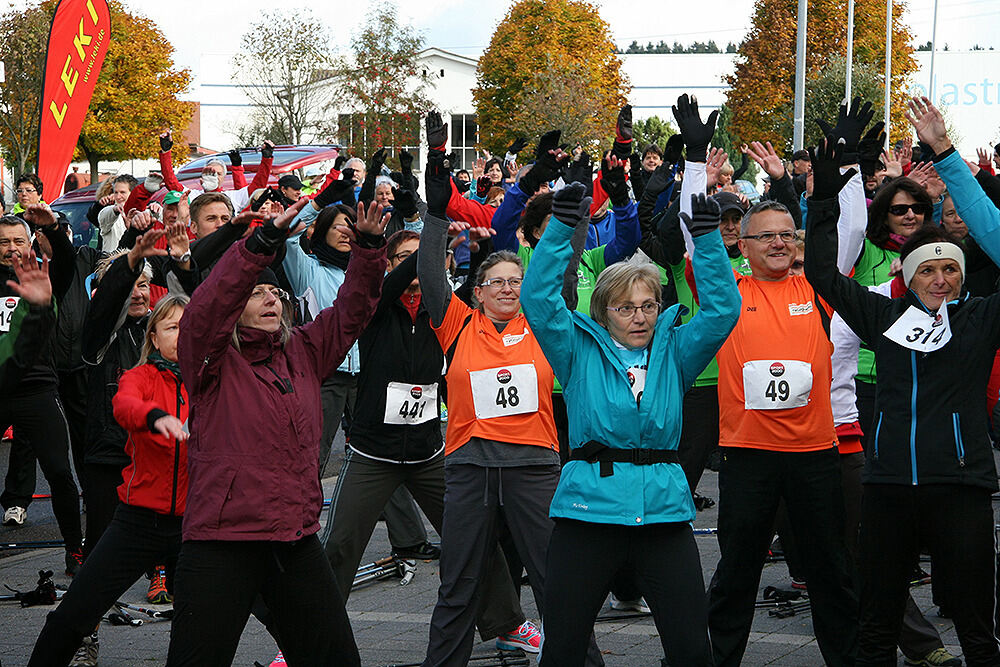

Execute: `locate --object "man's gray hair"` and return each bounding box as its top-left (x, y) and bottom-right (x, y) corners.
top-left (741, 200), bottom-right (793, 235)
top-left (206, 158), bottom-right (226, 169)
top-left (0, 215), bottom-right (32, 239)
top-left (344, 157), bottom-right (365, 171)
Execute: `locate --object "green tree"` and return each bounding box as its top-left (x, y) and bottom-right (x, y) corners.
top-left (232, 10), bottom-right (334, 145)
top-left (0, 3), bottom-right (52, 177)
top-left (473, 0), bottom-right (629, 155)
top-left (632, 116), bottom-right (677, 153)
top-left (711, 105), bottom-right (760, 182)
top-left (329, 2), bottom-right (433, 163)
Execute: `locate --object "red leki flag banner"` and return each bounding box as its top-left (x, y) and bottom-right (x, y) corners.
top-left (36, 0), bottom-right (112, 200)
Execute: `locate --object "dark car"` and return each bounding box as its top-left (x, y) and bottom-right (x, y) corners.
top-left (51, 144), bottom-right (343, 247)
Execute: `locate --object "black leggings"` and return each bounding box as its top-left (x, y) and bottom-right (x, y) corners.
top-left (541, 519), bottom-right (712, 667)
top-left (81, 462), bottom-right (126, 558)
top-left (166, 535), bottom-right (359, 667)
top-left (28, 504), bottom-right (182, 666)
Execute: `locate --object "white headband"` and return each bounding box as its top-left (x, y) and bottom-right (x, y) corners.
top-left (901, 242), bottom-right (965, 287)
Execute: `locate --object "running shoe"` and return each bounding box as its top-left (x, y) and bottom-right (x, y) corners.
top-left (269, 650), bottom-right (286, 665)
top-left (147, 565), bottom-right (172, 604)
top-left (69, 634), bottom-right (98, 666)
top-left (610, 593), bottom-right (651, 614)
top-left (791, 578), bottom-right (807, 591)
top-left (911, 566), bottom-right (932, 585)
top-left (393, 542), bottom-right (441, 560)
top-left (903, 647), bottom-right (962, 666)
top-left (2, 505), bottom-right (26, 526)
top-left (65, 547), bottom-right (84, 577)
top-left (497, 620), bottom-right (542, 653)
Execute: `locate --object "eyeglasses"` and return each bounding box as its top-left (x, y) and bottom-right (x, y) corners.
top-left (888, 203), bottom-right (930, 216)
top-left (15, 188), bottom-right (36, 195)
top-left (249, 287), bottom-right (290, 301)
top-left (740, 231), bottom-right (797, 243)
top-left (479, 277), bottom-right (523, 289)
top-left (391, 250), bottom-right (413, 261)
top-left (607, 302), bottom-right (660, 318)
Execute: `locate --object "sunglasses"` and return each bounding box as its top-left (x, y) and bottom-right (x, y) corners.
top-left (888, 203), bottom-right (930, 217)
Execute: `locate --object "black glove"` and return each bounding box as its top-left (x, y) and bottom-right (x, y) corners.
top-left (857, 122), bottom-right (887, 178)
top-left (425, 150), bottom-right (452, 219)
top-left (671, 94), bottom-right (718, 163)
top-left (251, 187), bottom-right (278, 211)
top-left (454, 176), bottom-right (471, 194)
top-left (261, 142), bottom-right (274, 159)
top-left (600, 158), bottom-right (630, 208)
top-left (426, 111), bottom-right (448, 151)
top-left (733, 152), bottom-right (749, 181)
top-left (392, 187), bottom-right (419, 218)
top-left (475, 176), bottom-right (492, 199)
top-left (159, 133), bottom-right (172, 153)
top-left (664, 134), bottom-right (685, 165)
top-left (399, 149), bottom-right (414, 171)
top-left (551, 182), bottom-right (591, 228)
top-left (644, 161), bottom-right (674, 198)
top-left (367, 147), bottom-right (387, 173)
top-left (565, 151), bottom-right (592, 187)
top-left (228, 149), bottom-right (242, 167)
top-left (245, 219), bottom-right (287, 255)
top-left (628, 152), bottom-right (643, 176)
top-left (520, 129), bottom-right (565, 194)
top-left (679, 193), bottom-right (722, 238)
top-left (611, 105), bottom-right (634, 160)
top-left (809, 136), bottom-right (858, 201)
top-left (816, 96), bottom-right (874, 157)
top-left (507, 137), bottom-right (528, 155)
top-left (314, 178), bottom-right (356, 209)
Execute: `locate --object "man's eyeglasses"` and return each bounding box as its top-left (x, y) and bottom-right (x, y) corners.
top-left (391, 250), bottom-right (413, 262)
top-left (607, 302), bottom-right (660, 318)
top-left (740, 231), bottom-right (797, 243)
top-left (249, 287), bottom-right (290, 301)
top-left (888, 203), bottom-right (930, 217)
top-left (479, 277), bottom-right (523, 289)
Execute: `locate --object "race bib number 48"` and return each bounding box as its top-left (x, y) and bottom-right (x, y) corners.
top-left (0, 296), bottom-right (20, 333)
top-left (384, 382), bottom-right (438, 425)
top-left (742, 360), bottom-right (813, 410)
top-left (469, 363), bottom-right (539, 419)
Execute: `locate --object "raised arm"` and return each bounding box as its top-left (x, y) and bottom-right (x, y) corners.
top-left (246, 141), bottom-right (274, 195)
top-left (745, 141), bottom-right (802, 229)
top-left (23, 205), bottom-right (76, 300)
top-left (1, 252), bottom-right (56, 390)
top-left (598, 155), bottom-right (641, 264)
top-left (420, 124), bottom-right (458, 327)
top-left (157, 131), bottom-right (184, 193)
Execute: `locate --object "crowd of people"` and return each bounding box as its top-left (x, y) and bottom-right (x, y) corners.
top-left (1, 89), bottom-right (1000, 667)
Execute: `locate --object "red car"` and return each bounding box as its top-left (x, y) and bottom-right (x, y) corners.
top-left (51, 144), bottom-right (343, 247)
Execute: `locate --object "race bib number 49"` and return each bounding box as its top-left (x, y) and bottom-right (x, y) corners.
top-left (742, 360), bottom-right (813, 410)
top-left (384, 382), bottom-right (438, 425)
top-left (469, 363), bottom-right (539, 419)
top-left (882, 304), bottom-right (952, 353)
top-left (0, 296), bottom-right (20, 333)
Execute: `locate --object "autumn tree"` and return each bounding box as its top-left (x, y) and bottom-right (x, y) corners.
top-left (76, 2), bottom-right (193, 178)
top-left (0, 4), bottom-right (50, 178)
top-left (473, 0), bottom-right (629, 155)
top-left (232, 10), bottom-right (334, 146)
top-left (725, 0), bottom-right (916, 152)
top-left (329, 3), bottom-right (433, 163)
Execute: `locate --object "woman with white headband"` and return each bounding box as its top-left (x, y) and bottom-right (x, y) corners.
top-left (803, 133), bottom-right (1000, 666)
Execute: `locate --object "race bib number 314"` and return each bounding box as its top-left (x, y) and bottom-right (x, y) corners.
top-left (882, 304), bottom-right (952, 353)
top-left (469, 363), bottom-right (539, 419)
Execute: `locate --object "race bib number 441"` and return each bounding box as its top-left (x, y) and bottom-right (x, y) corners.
top-left (0, 296), bottom-right (20, 333)
top-left (384, 382), bottom-right (438, 425)
top-left (469, 363), bottom-right (539, 419)
top-left (742, 360), bottom-right (813, 410)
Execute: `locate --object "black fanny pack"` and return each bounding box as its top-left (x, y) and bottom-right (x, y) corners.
top-left (569, 440), bottom-right (679, 477)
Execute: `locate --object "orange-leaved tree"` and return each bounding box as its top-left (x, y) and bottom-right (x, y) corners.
top-left (473, 0), bottom-right (629, 155)
top-left (75, 1), bottom-right (193, 177)
top-left (724, 0), bottom-right (916, 153)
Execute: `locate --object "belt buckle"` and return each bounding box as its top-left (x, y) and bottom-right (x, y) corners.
top-left (631, 449), bottom-right (650, 465)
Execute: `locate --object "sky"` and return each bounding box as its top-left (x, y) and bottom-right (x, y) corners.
top-left (29, 0), bottom-right (1000, 85)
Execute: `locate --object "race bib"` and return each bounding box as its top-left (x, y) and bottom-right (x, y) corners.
top-left (0, 296), bottom-right (19, 333)
top-left (469, 363), bottom-right (539, 419)
top-left (627, 366), bottom-right (647, 405)
top-left (384, 382), bottom-right (438, 425)
top-left (882, 303), bottom-right (952, 353)
top-left (743, 360), bottom-right (813, 410)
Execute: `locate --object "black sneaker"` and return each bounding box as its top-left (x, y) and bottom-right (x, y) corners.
top-left (693, 493), bottom-right (715, 511)
top-left (65, 547), bottom-right (84, 577)
top-left (393, 542), bottom-right (441, 560)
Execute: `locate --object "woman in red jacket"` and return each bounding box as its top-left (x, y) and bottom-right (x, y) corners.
top-left (28, 294), bottom-right (190, 666)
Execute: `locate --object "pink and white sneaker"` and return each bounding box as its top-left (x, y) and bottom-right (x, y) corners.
top-left (268, 650), bottom-right (286, 665)
top-left (496, 620), bottom-right (542, 653)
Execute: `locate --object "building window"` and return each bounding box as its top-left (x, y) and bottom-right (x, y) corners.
top-left (450, 114), bottom-right (478, 171)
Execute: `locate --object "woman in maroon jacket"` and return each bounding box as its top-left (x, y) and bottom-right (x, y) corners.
top-left (165, 198), bottom-right (388, 666)
top-left (28, 294), bottom-right (191, 666)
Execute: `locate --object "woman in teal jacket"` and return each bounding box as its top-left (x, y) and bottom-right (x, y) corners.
top-left (521, 184), bottom-right (740, 667)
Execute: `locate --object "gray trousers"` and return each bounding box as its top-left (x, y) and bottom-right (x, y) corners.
top-left (321, 450), bottom-right (523, 640)
top-left (319, 372), bottom-right (427, 549)
top-left (422, 463), bottom-right (605, 667)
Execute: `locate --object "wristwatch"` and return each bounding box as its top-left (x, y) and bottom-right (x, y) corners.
top-left (172, 250), bottom-right (192, 263)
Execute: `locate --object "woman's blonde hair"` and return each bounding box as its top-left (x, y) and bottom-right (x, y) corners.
top-left (590, 262), bottom-right (662, 329)
top-left (137, 294), bottom-right (189, 367)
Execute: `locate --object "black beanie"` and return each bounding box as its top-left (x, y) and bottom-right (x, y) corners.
top-left (256, 267), bottom-right (279, 287)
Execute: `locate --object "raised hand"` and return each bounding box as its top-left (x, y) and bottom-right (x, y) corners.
top-left (664, 133), bottom-right (685, 165)
top-left (391, 187), bottom-right (419, 218)
top-left (260, 140), bottom-right (275, 159)
top-left (467, 225), bottom-right (497, 253)
top-left (644, 160), bottom-right (675, 198)
top-left (166, 221), bottom-right (190, 261)
top-left (744, 141), bottom-right (785, 180)
top-left (977, 147), bottom-right (992, 167)
top-left (679, 193), bottom-right (722, 238)
top-left (809, 136), bottom-right (858, 201)
top-left (177, 190), bottom-right (191, 224)
top-left (816, 96), bottom-right (874, 154)
top-left (897, 138), bottom-right (913, 169)
top-left (337, 201), bottom-right (390, 245)
top-left (671, 94), bottom-right (718, 163)
top-left (159, 130), bottom-right (173, 153)
top-left (228, 149), bottom-right (242, 167)
top-left (614, 104), bottom-right (633, 153)
top-left (881, 149), bottom-right (903, 179)
top-left (600, 155), bottom-right (630, 207)
top-left (550, 181), bottom-right (592, 227)
top-left (705, 147), bottom-right (730, 189)
top-left (21, 204), bottom-right (57, 229)
top-left (472, 157), bottom-right (486, 180)
top-left (426, 111), bottom-right (448, 151)
top-left (7, 251), bottom-right (52, 306)
top-left (520, 130), bottom-right (570, 194)
top-left (127, 229), bottom-right (168, 270)
top-left (270, 197), bottom-right (309, 231)
top-left (424, 149), bottom-right (452, 219)
top-left (368, 147), bottom-right (388, 173)
top-left (129, 209), bottom-right (155, 232)
top-left (507, 137), bottom-right (528, 155)
top-left (399, 149), bottom-right (414, 172)
top-left (904, 96), bottom-right (951, 155)
top-left (908, 162), bottom-right (946, 200)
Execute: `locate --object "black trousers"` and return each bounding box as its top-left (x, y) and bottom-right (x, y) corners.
top-left (58, 368), bottom-right (89, 480)
top-left (166, 535), bottom-right (359, 667)
top-left (0, 388), bottom-right (82, 548)
top-left (81, 462), bottom-right (126, 558)
top-left (541, 519), bottom-right (712, 667)
top-left (858, 484), bottom-right (1000, 666)
top-left (707, 447), bottom-right (858, 667)
top-left (855, 379), bottom-right (877, 453)
top-left (28, 504), bottom-right (181, 666)
top-left (676, 384), bottom-right (719, 495)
